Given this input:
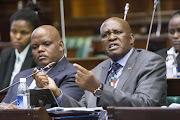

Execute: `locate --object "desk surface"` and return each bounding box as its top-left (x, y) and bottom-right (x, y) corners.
top-left (0, 107), bottom-right (51, 120)
top-left (0, 107), bottom-right (99, 120)
top-left (107, 106), bottom-right (180, 120)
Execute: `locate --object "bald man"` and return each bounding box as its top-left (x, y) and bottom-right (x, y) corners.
top-left (1, 25), bottom-right (84, 109)
top-left (33, 17), bottom-right (167, 108)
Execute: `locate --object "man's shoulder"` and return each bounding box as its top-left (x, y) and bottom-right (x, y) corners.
top-left (134, 49), bottom-right (165, 62)
top-left (136, 49), bottom-right (163, 57)
top-left (155, 48), bottom-right (169, 58)
top-left (156, 48), bottom-right (169, 54)
top-left (92, 58), bottom-right (110, 70)
top-left (57, 57), bottom-right (78, 73)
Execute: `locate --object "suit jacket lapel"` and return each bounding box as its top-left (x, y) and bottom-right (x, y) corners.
top-left (99, 59), bottom-right (111, 84)
top-left (47, 57), bottom-right (68, 78)
top-left (117, 49), bottom-right (138, 90)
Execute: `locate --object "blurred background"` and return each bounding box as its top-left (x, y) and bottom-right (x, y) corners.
top-left (0, 0), bottom-right (180, 58)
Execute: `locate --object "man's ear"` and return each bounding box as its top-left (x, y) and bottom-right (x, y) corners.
top-left (58, 40), bottom-right (64, 51)
top-left (130, 33), bottom-right (135, 45)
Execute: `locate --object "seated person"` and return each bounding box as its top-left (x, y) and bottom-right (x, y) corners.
top-left (0, 2), bottom-right (40, 89)
top-left (156, 10), bottom-right (180, 71)
top-left (33, 17), bottom-right (167, 108)
top-left (0, 25), bottom-right (84, 109)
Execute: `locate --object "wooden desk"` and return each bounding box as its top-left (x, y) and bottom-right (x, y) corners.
top-left (107, 106), bottom-right (180, 120)
top-left (167, 78), bottom-right (180, 96)
top-left (0, 107), bottom-right (98, 120)
top-left (0, 107), bottom-right (51, 120)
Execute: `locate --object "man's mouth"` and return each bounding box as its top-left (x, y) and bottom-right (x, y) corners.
top-left (109, 44), bottom-right (119, 49)
top-left (38, 55), bottom-right (47, 60)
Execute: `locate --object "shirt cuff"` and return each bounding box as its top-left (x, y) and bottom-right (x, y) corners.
top-left (56, 89), bottom-right (63, 105)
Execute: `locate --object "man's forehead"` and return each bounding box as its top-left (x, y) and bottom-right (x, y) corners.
top-left (102, 20), bottom-right (122, 31)
top-left (35, 27), bottom-right (47, 35)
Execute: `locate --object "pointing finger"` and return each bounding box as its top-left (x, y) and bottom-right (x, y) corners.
top-left (73, 63), bottom-right (89, 74)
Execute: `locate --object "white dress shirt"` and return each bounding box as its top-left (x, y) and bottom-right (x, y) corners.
top-left (10, 44), bottom-right (30, 85)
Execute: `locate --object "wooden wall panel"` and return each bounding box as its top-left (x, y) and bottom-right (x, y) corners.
top-left (1, 0), bottom-right (180, 51)
top-left (72, 0), bottom-right (107, 17)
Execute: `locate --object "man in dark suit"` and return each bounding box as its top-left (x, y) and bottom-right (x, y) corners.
top-left (156, 10), bottom-right (180, 71)
top-left (0, 2), bottom-right (39, 89)
top-left (33, 17), bottom-right (167, 108)
top-left (1, 25), bottom-right (84, 109)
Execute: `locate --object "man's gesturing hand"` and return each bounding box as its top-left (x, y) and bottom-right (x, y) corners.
top-left (73, 63), bottom-right (100, 93)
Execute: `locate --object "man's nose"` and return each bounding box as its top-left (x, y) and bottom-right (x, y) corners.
top-left (173, 31), bottom-right (180, 39)
top-left (38, 45), bottom-right (45, 52)
top-left (108, 33), bottom-right (117, 41)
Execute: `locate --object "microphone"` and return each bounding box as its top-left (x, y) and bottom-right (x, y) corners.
top-left (0, 62), bottom-right (56, 93)
top-left (124, 3), bottom-right (129, 20)
top-left (156, 0), bottom-right (161, 37)
top-left (25, 61), bottom-right (56, 79)
top-left (145, 0), bottom-right (159, 50)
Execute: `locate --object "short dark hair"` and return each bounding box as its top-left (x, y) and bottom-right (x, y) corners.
top-left (10, 1), bottom-right (40, 30)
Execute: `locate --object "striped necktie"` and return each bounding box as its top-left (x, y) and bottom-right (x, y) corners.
top-left (106, 62), bottom-right (122, 86)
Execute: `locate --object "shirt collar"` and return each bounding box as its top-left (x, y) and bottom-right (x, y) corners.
top-left (168, 47), bottom-right (179, 58)
top-left (111, 48), bottom-right (134, 67)
top-left (15, 44), bottom-right (30, 62)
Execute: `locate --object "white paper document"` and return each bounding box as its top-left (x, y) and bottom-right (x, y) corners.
top-left (47, 107), bottom-right (103, 113)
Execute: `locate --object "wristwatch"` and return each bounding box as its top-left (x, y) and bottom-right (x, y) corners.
top-left (93, 83), bottom-right (103, 97)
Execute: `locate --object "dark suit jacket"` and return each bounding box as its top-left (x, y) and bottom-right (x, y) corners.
top-left (61, 48), bottom-right (167, 108)
top-left (156, 48), bottom-right (180, 72)
top-left (0, 47), bottom-right (37, 89)
top-left (2, 57), bottom-right (84, 104)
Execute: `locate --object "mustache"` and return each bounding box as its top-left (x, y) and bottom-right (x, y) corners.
top-left (38, 54), bottom-right (48, 59)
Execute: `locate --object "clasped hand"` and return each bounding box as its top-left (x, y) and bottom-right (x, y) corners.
top-left (32, 68), bottom-right (61, 98)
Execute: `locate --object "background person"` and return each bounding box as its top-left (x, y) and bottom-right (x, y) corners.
top-left (156, 10), bottom-right (180, 71)
top-left (0, 2), bottom-right (40, 89)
